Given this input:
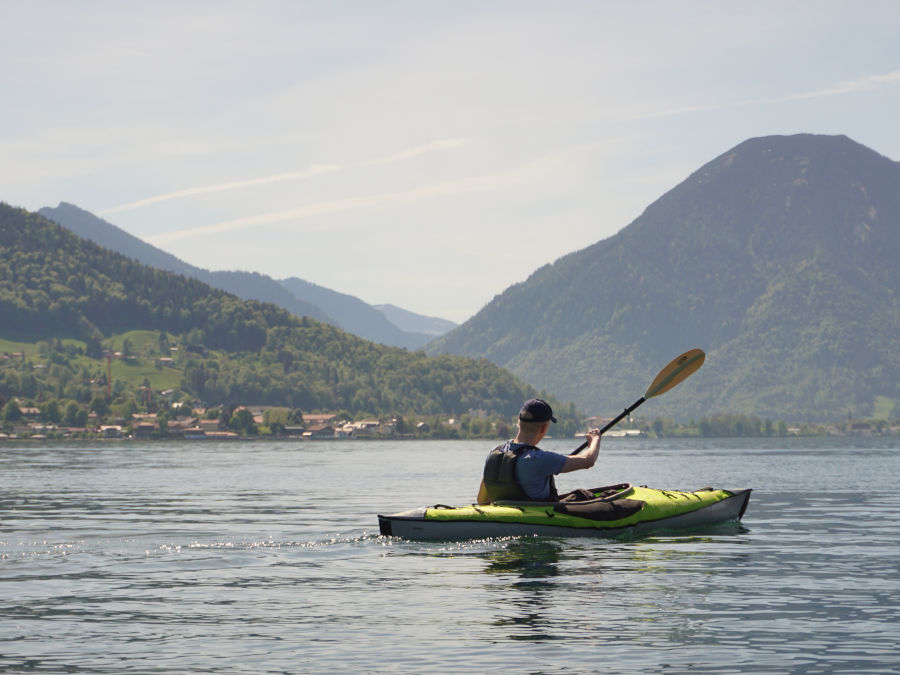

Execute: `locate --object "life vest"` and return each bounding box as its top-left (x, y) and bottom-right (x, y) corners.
top-left (482, 441), bottom-right (558, 502)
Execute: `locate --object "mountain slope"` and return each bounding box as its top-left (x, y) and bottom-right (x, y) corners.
top-left (278, 277), bottom-right (434, 349)
top-left (37, 203), bottom-right (448, 348)
top-left (0, 203), bottom-right (546, 418)
top-left (374, 304), bottom-right (457, 337)
top-left (429, 134), bottom-right (900, 422)
top-left (37, 203), bottom-right (332, 324)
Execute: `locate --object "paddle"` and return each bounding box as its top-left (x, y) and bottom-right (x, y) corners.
top-left (570, 348), bottom-right (705, 454)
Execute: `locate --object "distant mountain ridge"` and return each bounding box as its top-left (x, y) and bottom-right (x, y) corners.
top-left (374, 304), bottom-right (456, 336)
top-left (429, 134), bottom-right (900, 422)
top-left (277, 277), bottom-right (436, 349)
top-left (37, 203), bottom-right (455, 348)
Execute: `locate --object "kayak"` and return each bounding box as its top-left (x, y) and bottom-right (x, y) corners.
top-left (378, 483), bottom-right (751, 541)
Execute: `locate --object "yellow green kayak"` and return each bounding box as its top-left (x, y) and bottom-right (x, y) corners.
top-left (378, 483), bottom-right (751, 540)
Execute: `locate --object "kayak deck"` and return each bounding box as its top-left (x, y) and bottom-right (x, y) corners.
top-left (378, 484), bottom-right (751, 541)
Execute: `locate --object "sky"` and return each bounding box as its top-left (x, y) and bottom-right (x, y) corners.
top-left (3, 1), bottom-right (900, 323)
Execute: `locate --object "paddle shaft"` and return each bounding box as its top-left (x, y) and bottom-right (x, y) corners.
top-left (566, 349), bottom-right (705, 457)
top-left (569, 396), bottom-right (645, 455)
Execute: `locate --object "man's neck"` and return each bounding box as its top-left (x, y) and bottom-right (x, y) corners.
top-left (514, 429), bottom-right (545, 446)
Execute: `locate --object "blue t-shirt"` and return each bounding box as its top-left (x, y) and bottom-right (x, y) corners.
top-left (509, 442), bottom-right (567, 500)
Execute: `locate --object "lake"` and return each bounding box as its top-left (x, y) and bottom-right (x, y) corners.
top-left (2, 436), bottom-right (898, 673)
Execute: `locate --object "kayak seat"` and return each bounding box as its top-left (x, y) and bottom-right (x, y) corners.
top-left (553, 497), bottom-right (645, 522)
top-left (491, 483), bottom-right (645, 522)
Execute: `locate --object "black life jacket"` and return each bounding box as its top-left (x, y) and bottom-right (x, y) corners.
top-left (482, 441), bottom-right (558, 502)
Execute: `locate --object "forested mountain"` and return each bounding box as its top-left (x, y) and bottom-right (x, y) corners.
top-left (0, 204), bottom-right (552, 419)
top-left (37, 203), bottom-right (450, 348)
top-left (429, 134), bottom-right (900, 422)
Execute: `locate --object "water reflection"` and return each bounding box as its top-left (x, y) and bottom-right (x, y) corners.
top-left (479, 538), bottom-right (568, 641)
top-left (482, 537), bottom-right (562, 580)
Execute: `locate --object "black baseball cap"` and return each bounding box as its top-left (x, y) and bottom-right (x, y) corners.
top-left (518, 398), bottom-right (556, 424)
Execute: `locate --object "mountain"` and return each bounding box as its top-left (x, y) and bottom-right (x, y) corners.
top-left (428, 134), bottom-right (900, 422)
top-left (0, 203), bottom-right (546, 418)
top-left (374, 304), bottom-right (457, 337)
top-left (278, 277), bottom-right (437, 350)
top-left (37, 203), bottom-right (450, 348)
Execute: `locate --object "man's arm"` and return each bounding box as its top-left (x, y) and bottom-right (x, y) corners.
top-left (560, 429), bottom-right (601, 473)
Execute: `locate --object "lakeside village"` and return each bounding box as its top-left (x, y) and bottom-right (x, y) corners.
top-left (2, 343), bottom-right (897, 441)
top-left (2, 395), bottom-right (897, 442)
top-left (0, 400), bottom-right (514, 442)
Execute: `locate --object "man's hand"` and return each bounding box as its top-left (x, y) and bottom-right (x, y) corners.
top-left (561, 429), bottom-right (601, 473)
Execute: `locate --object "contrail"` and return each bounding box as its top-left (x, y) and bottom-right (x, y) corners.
top-left (147, 173), bottom-right (490, 245)
top-left (101, 137), bottom-right (472, 215)
top-left (101, 165), bottom-right (341, 215)
top-left (633, 69), bottom-right (900, 121)
top-left (787, 69), bottom-right (900, 100)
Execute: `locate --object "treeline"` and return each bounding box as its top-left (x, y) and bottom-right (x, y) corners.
top-left (0, 203), bottom-right (572, 422)
top-left (651, 413), bottom-right (790, 437)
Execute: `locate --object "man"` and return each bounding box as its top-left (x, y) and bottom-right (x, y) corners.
top-left (477, 398), bottom-right (601, 504)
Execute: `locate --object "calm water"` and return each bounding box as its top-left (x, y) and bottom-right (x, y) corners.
top-left (2, 437), bottom-right (898, 674)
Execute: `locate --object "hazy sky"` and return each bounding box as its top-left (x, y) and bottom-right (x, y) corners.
top-left (4, 1), bottom-right (900, 322)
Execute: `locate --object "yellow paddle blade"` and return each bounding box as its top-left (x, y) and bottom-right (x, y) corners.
top-left (644, 348), bottom-right (705, 399)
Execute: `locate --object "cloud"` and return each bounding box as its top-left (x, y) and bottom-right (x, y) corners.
top-left (631, 69), bottom-right (900, 122)
top-left (147, 173), bottom-right (491, 245)
top-left (100, 137), bottom-right (472, 215)
top-left (101, 165), bottom-right (342, 215)
top-left (788, 69), bottom-right (900, 100)
top-left (146, 147), bottom-right (566, 246)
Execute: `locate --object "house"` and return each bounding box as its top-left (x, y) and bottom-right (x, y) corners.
top-left (132, 422), bottom-right (157, 439)
top-left (167, 418), bottom-right (201, 437)
top-left (303, 424), bottom-right (336, 439)
top-left (100, 425), bottom-right (123, 438)
top-left (19, 406), bottom-right (41, 419)
top-left (351, 420), bottom-right (383, 436)
top-left (604, 428), bottom-right (645, 438)
top-left (586, 416), bottom-right (616, 428)
top-left (204, 430), bottom-right (239, 440)
top-left (197, 419), bottom-right (221, 432)
top-left (304, 413), bottom-right (339, 426)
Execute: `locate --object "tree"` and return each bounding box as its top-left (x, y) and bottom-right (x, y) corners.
top-left (158, 331), bottom-right (170, 355)
top-left (229, 408), bottom-right (257, 435)
top-left (73, 408), bottom-right (88, 427)
top-left (173, 400), bottom-right (195, 419)
top-left (89, 395), bottom-right (110, 417)
top-left (41, 399), bottom-right (61, 424)
top-left (64, 401), bottom-right (81, 426)
top-left (3, 399), bottom-right (22, 423)
top-left (263, 407), bottom-right (289, 434)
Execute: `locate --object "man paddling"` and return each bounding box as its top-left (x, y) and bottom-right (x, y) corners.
top-left (477, 398), bottom-right (601, 504)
